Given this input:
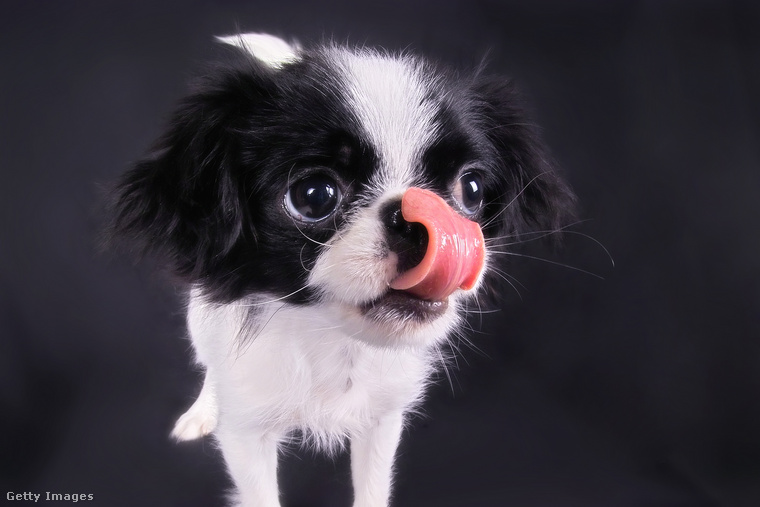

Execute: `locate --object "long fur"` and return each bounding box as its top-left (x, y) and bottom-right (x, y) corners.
top-left (110, 33), bottom-right (575, 507)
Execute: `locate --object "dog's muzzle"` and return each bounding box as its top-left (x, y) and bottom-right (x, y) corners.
top-left (383, 187), bottom-right (485, 301)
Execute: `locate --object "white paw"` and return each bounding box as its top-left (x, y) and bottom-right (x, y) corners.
top-left (171, 402), bottom-right (218, 441)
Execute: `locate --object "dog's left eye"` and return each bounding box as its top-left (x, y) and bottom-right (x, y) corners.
top-left (284, 174), bottom-right (341, 222)
top-left (453, 171), bottom-right (484, 216)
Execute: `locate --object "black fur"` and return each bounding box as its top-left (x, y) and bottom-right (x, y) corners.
top-left (473, 77), bottom-right (576, 237)
top-left (111, 50), bottom-right (377, 303)
top-left (110, 42), bottom-right (575, 304)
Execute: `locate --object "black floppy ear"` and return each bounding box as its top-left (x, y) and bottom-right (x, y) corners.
top-left (475, 78), bottom-right (576, 238)
top-left (110, 56), bottom-right (274, 281)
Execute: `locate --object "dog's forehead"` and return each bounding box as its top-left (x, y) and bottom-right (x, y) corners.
top-left (326, 47), bottom-right (441, 195)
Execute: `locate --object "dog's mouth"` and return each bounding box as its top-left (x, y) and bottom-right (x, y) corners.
top-left (358, 290), bottom-right (449, 323)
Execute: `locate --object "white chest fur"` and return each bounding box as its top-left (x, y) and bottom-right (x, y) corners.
top-left (184, 294), bottom-right (434, 451)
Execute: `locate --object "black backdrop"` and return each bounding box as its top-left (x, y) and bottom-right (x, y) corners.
top-left (2, 1), bottom-right (759, 506)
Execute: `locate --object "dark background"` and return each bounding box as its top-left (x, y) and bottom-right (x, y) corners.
top-left (2, 1), bottom-right (759, 506)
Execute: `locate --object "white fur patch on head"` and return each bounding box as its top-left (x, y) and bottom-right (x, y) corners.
top-left (328, 47), bottom-right (441, 196)
top-left (216, 32), bottom-right (301, 68)
top-left (303, 50), bottom-right (471, 347)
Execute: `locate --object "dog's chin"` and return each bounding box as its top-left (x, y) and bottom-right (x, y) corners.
top-left (331, 290), bottom-right (460, 349)
top-left (359, 290), bottom-right (449, 323)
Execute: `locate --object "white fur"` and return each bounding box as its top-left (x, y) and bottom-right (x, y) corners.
top-left (307, 189), bottom-right (467, 349)
top-left (178, 294), bottom-right (437, 507)
top-left (172, 34), bottom-right (483, 507)
top-left (328, 47), bottom-right (440, 196)
top-left (171, 373), bottom-right (217, 440)
top-left (217, 33), bottom-right (301, 68)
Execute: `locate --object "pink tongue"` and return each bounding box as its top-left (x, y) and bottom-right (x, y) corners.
top-left (389, 187), bottom-right (485, 301)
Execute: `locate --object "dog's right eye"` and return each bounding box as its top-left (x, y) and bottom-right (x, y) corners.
top-left (284, 174), bottom-right (341, 222)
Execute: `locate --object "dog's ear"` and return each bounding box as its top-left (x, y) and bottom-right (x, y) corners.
top-left (475, 78), bottom-right (576, 239)
top-left (110, 54), bottom-right (279, 282)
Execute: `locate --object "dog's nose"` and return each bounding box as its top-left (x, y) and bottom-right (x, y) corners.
top-left (386, 187), bottom-right (485, 301)
top-left (381, 199), bottom-right (429, 274)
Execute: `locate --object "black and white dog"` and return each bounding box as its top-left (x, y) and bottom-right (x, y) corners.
top-left (112, 33), bottom-right (574, 507)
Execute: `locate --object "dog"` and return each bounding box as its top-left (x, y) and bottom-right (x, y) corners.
top-left (111, 33), bottom-right (575, 507)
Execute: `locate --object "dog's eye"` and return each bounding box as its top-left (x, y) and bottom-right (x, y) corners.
top-left (284, 174), bottom-right (341, 222)
top-left (453, 172), bottom-right (484, 216)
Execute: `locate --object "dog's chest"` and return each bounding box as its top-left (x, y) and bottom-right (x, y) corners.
top-left (218, 305), bottom-right (431, 434)
top-left (296, 341), bottom-right (411, 421)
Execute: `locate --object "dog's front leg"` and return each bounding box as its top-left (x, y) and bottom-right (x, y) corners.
top-left (171, 369), bottom-right (218, 441)
top-left (217, 428), bottom-right (282, 507)
top-left (351, 412), bottom-right (405, 507)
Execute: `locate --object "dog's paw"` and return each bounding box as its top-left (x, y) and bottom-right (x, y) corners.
top-left (171, 400), bottom-right (218, 441)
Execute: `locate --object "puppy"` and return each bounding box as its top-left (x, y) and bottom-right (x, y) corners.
top-left (112, 33), bottom-right (574, 507)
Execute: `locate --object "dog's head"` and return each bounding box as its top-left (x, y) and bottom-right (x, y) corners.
top-left (112, 33), bottom-right (575, 348)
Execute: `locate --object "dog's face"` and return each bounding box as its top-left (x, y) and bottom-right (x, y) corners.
top-left (113, 34), bottom-right (574, 348)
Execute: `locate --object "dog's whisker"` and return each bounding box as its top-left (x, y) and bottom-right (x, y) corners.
top-left (560, 230), bottom-right (615, 267)
top-left (452, 324), bottom-right (489, 359)
top-left (235, 303), bottom-right (287, 357)
top-left (485, 224), bottom-right (615, 268)
top-left (482, 171), bottom-right (553, 229)
top-left (461, 307), bottom-right (501, 315)
top-left (235, 285), bottom-right (311, 307)
top-left (311, 325), bottom-right (344, 332)
top-left (433, 342), bottom-right (456, 395)
top-left (299, 243), bottom-right (311, 272)
top-left (481, 121), bottom-right (541, 133)
top-left (474, 291), bottom-right (486, 328)
top-left (490, 251), bottom-right (604, 279)
top-left (483, 219), bottom-right (591, 243)
top-left (489, 265), bottom-right (527, 290)
top-left (291, 219), bottom-right (333, 248)
top-left (486, 266), bottom-right (526, 300)
top-left (490, 230), bottom-right (613, 266)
